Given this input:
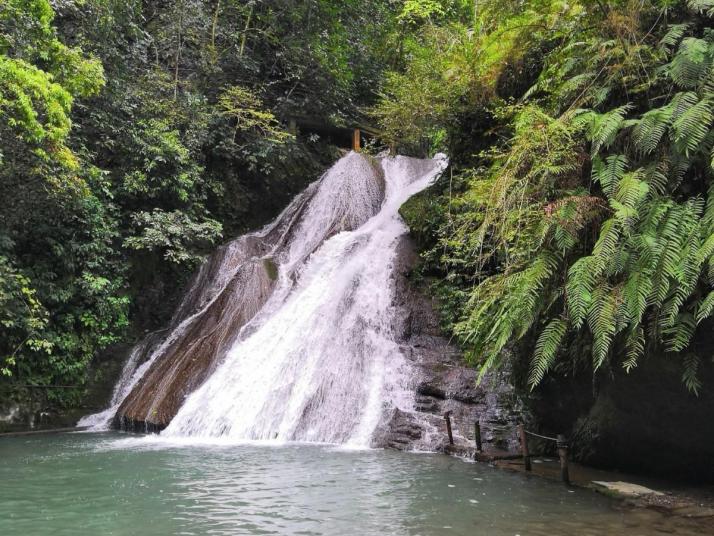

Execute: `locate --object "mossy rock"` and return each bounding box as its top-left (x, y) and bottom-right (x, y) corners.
top-left (263, 258), bottom-right (279, 281)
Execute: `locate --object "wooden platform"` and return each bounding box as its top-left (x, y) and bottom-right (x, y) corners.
top-left (286, 115), bottom-right (380, 151)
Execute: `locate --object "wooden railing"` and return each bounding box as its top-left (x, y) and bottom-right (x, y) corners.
top-left (443, 412), bottom-right (570, 484)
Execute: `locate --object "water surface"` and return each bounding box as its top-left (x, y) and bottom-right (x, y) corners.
top-left (0, 432), bottom-right (705, 535)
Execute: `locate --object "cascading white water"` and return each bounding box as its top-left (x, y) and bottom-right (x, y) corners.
top-left (162, 153), bottom-right (447, 446)
top-left (77, 340), bottom-right (149, 429)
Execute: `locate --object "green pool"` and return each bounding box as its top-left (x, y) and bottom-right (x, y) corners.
top-left (0, 432), bottom-right (706, 535)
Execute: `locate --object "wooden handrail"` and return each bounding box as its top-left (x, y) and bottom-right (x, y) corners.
top-left (0, 384), bottom-right (83, 390)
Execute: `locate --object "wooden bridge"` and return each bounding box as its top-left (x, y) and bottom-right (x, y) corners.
top-left (286, 115), bottom-right (381, 152)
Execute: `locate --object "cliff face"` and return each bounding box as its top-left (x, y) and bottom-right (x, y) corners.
top-left (372, 237), bottom-right (523, 454)
top-left (387, 237), bottom-right (714, 480)
top-left (115, 237), bottom-right (280, 431)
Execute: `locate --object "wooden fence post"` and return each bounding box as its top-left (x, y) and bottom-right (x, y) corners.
top-left (474, 418), bottom-right (482, 452)
top-left (27, 386), bottom-right (34, 428)
top-left (444, 411), bottom-right (454, 445)
top-left (352, 128), bottom-right (361, 152)
top-left (519, 424), bottom-right (531, 471)
top-left (557, 434), bottom-right (570, 484)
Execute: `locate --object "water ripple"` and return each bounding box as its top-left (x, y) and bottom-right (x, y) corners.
top-left (0, 433), bottom-right (709, 536)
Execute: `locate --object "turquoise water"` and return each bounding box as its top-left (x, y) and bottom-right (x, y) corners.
top-left (0, 432), bottom-right (706, 535)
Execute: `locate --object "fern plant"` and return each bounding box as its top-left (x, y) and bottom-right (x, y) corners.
top-left (446, 2), bottom-right (714, 393)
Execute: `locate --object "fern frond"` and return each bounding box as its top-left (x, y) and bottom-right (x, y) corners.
top-left (528, 318), bottom-right (568, 388)
top-left (701, 186), bottom-right (714, 228)
top-left (643, 162), bottom-right (669, 195)
top-left (588, 285), bottom-right (619, 370)
top-left (659, 24), bottom-right (691, 51)
top-left (566, 256), bottom-right (599, 328)
top-left (687, 0), bottom-right (714, 17)
top-left (671, 97), bottom-right (712, 156)
top-left (682, 353), bottom-right (702, 395)
top-left (614, 170), bottom-right (649, 210)
top-left (592, 154), bottom-right (628, 197)
top-left (623, 271), bottom-right (652, 324)
top-left (663, 313), bottom-right (696, 352)
top-left (632, 103), bottom-right (675, 155)
top-left (668, 38), bottom-right (712, 89)
top-left (670, 92), bottom-right (700, 124)
top-left (610, 200), bottom-right (639, 224)
top-left (622, 325), bottom-right (644, 372)
top-left (668, 150), bottom-right (694, 186)
top-left (695, 290), bottom-right (714, 323)
top-left (697, 232), bottom-right (714, 265)
top-left (588, 105), bottom-right (633, 155)
top-left (593, 218), bottom-right (621, 262)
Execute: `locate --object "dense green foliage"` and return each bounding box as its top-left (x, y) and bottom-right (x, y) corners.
top-left (3, 0), bottom-right (713, 406)
top-left (0, 0), bottom-right (400, 398)
top-left (381, 0), bottom-right (714, 392)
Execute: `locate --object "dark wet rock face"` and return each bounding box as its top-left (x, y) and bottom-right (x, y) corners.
top-left (523, 323), bottom-right (714, 482)
top-left (115, 249), bottom-right (278, 431)
top-left (542, 355), bottom-right (714, 482)
top-left (371, 237), bottom-right (522, 455)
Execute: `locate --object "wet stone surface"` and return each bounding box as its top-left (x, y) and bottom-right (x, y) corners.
top-left (372, 237), bottom-right (523, 454)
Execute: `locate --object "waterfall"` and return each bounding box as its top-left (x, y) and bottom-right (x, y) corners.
top-left (83, 152), bottom-right (447, 446)
top-left (77, 336), bottom-right (156, 429)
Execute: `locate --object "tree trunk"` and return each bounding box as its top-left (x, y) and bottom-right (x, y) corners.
top-left (239, 3), bottom-right (254, 58)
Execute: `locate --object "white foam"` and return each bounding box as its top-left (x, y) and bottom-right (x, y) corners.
top-left (164, 153), bottom-right (447, 446)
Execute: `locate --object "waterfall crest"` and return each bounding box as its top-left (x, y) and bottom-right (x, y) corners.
top-left (83, 152), bottom-right (447, 446)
